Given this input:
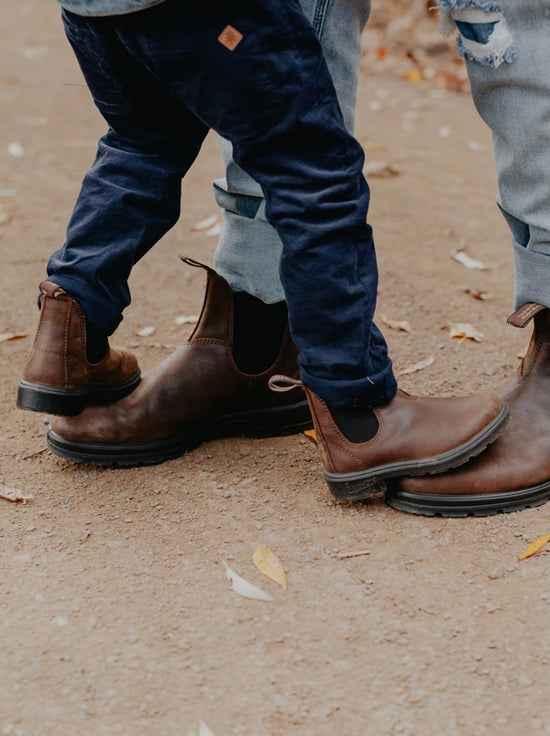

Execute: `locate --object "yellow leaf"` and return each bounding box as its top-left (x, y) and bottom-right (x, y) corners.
top-left (401, 69), bottom-right (423, 84)
top-left (303, 429), bottom-right (317, 444)
top-left (252, 547), bottom-right (287, 590)
top-left (518, 533), bottom-right (550, 561)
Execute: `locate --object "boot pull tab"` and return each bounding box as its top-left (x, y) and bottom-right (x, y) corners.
top-left (507, 303), bottom-right (546, 328)
top-left (39, 281), bottom-right (67, 299)
top-left (179, 256), bottom-right (216, 275)
top-left (268, 375), bottom-right (304, 393)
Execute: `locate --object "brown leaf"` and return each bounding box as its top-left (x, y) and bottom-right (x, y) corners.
top-left (337, 550), bottom-right (370, 559)
top-left (0, 484), bottom-right (34, 503)
top-left (0, 332), bottom-right (27, 342)
top-left (461, 287), bottom-right (492, 301)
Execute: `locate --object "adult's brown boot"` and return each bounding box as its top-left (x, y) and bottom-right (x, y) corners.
top-left (46, 259), bottom-right (312, 466)
top-left (388, 304), bottom-right (550, 517)
top-left (17, 282), bottom-right (140, 416)
top-left (297, 384), bottom-right (508, 501)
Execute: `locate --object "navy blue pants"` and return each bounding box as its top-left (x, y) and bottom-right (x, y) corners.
top-left (48, 0), bottom-right (397, 408)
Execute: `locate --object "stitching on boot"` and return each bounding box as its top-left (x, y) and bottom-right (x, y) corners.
top-left (63, 302), bottom-right (73, 388)
top-left (437, 0), bottom-right (515, 68)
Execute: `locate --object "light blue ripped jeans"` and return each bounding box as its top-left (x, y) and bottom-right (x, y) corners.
top-left (213, 0), bottom-right (371, 303)
top-left (440, 0), bottom-right (550, 310)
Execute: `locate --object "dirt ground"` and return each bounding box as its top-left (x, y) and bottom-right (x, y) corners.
top-left (2, 3), bottom-right (550, 736)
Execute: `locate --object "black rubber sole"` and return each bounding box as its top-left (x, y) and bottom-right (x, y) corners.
top-left (46, 399), bottom-right (313, 466)
top-left (385, 480), bottom-right (550, 517)
top-left (324, 404), bottom-right (509, 501)
top-left (17, 370), bottom-right (141, 416)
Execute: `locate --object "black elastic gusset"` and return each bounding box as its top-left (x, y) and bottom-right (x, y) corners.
top-left (330, 405), bottom-right (379, 444)
top-left (86, 321), bottom-right (108, 364)
top-left (232, 291), bottom-right (288, 374)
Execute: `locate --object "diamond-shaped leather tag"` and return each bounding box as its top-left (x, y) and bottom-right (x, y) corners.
top-left (218, 25), bottom-right (243, 51)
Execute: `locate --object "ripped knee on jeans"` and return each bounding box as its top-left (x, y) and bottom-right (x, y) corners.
top-left (438, 1), bottom-right (515, 68)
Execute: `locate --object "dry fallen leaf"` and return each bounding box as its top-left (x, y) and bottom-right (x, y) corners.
top-left (461, 287), bottom-right (492, 301)
top-left (206, 223), bottom-right (222, 238)
top-left (380, 314), bottom-right (412, 334)
top-left (199, 723), bottom-right (214, 736)
top-left (175, 314), bottom-right (199, 325)
top-left (518, 533), bottom-right (550, 561)
top-left (223, 561), bottom-right (273, 602)
top-left (187, 723), bottom-right (215, 736)
top-left (0, 332), bottom-right (27, 342)
top-left (401, 69), bottom-right (423, 84)
top-left (135, 326), bottom-right (156, 337)
top-left (253, 546), bottom-right (287, 590)
top-left (303, 429), bottom-right (317, 444)
top-left (396, 355), bottom-right (435, 377)
top-left (0, 484), bottom-right (34, 504)
top-left (191, 214), bottom-right (218, 231)
top-left (337, 550), bottom-right (370, 559)
top-left (451, 250), bottom-right (488, 271)
top-left (449, 322), bottom-right (484, 343)
top-left (363, 161), bottom-right (400, 178)
top-left (7, 142), bottom-right (25, 158)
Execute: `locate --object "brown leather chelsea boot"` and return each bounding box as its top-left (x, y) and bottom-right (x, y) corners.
top-left (46, 259), bottom-right (312, 465)
top-left (302, 386), bottom-right (508, 501)
top-left (17, 282), bottom-right (140, 416)
top-left (388, 304), bottom-right (550, 516)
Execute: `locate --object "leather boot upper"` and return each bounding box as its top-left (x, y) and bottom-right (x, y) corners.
top-left (23, 282), bottom-right (138, 390)
top-left (400, 307), bottom-right (550, 495)
top-left (306, 387), bottom-right (504, 476)
top-left (50, 261), bottom-right (303, 444)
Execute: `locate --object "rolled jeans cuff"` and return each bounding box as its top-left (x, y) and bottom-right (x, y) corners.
top-left (513, 239), bottom-right (550, 310)
top-left (301, 362), bottom-right (398, 409)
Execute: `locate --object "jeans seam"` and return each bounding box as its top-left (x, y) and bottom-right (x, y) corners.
top-left (311, 0), bottom-right (336, 39)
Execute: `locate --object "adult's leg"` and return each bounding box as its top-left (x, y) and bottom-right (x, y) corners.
top-left (438, 0), bottom-right (550, 310)
top-left (391, 1), bottom-right (550, 516)
top-left (213, 0), bottom-right (372, 304)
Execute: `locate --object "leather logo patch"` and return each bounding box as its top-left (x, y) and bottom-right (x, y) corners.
top-left (507, 302), bottom-right (546, 328)
top-left (218, 25), bottom-right (243, 51)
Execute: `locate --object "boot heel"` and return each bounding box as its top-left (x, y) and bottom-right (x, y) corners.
top-left (324, 471), bottom-right (387, 500)
top-left (87, 370), bottom-right (141, 405)
top-left (16, 381), bottom-right (86, 416)
top-left (248, 400), bottom-right (313, 437)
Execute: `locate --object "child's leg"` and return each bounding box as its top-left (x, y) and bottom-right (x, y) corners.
top-left (212, 0), bottom-right (372, 304)
top-left (47, 12), bottom-right (210, 336)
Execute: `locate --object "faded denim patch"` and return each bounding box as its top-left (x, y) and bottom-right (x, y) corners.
top-left (438, 1), bottom-right (515, 68)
